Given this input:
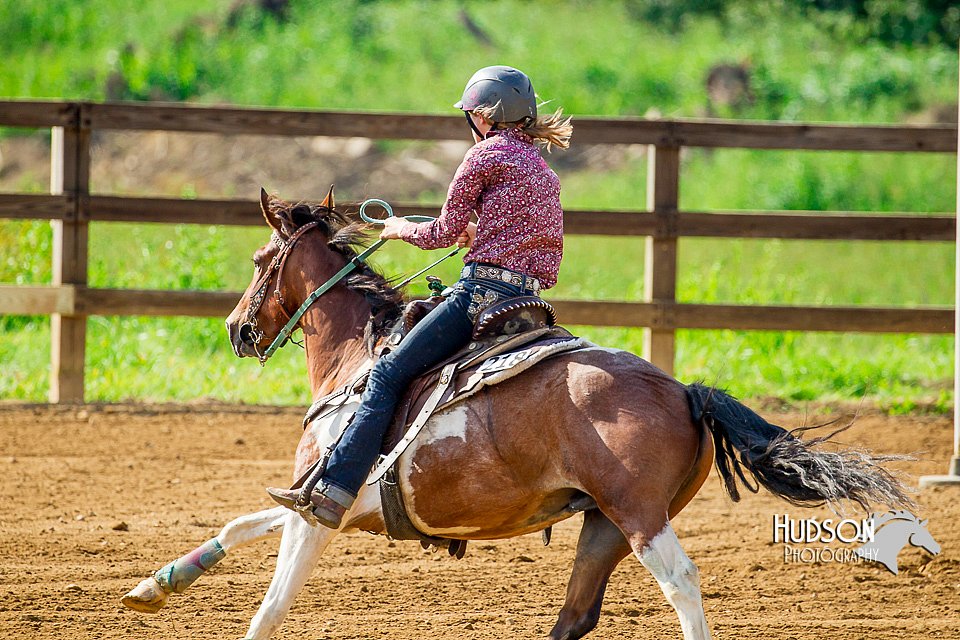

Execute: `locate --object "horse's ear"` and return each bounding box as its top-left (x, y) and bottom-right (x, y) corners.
top-left (260, 187), bottom-right (285, 234)
top-left (320, 184), bottom-right (335, 210)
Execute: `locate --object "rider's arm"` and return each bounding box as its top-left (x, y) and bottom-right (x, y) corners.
top-left (398, 146), bottom-right (496, 250)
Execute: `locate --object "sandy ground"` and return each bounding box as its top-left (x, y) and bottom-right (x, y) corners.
top-left (0, 403), bottom-right (957, 640)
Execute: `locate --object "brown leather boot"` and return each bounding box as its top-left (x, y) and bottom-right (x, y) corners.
top-left (266, 483), bottom-right (355, 529)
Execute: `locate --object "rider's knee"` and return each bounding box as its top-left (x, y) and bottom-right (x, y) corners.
top-left (368, 354), bottom-right (409, 392)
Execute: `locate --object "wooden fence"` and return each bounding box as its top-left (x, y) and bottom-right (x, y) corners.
top-left (0, 100), bottom-right (955, 402)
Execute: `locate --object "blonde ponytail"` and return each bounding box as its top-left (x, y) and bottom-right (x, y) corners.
top-left (522, 108), bottom-right (573, 151)
top-left (473, 104), bottom-right (573, 151)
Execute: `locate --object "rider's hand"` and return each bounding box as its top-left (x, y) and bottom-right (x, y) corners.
top-left (380, 216), bottom-right (413, 240)
top-left (456, 222), bottom-right (477, 249)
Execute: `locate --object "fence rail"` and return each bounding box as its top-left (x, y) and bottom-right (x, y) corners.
top-left (0, 193), bottom-right (953, 240)
top-left (0, 285), bottom-right (949, 335)
top-left (0, 100), bottom-right (955, 402)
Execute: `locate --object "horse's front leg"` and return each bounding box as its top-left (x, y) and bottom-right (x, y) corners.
top-left (244, 511), bottom-right (338, 639)
top-left (244, 482), bottom-right (383, 639)
top-left (121, 506), bottom-right (288, 613)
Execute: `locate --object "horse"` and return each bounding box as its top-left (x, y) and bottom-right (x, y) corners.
top-left (122, 188), bottom-right (914, 640)
top-left (855, 510), bottom-right (940, 574)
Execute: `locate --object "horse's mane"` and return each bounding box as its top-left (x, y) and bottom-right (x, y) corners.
top-left (276, 200), bottom-right (404, 354)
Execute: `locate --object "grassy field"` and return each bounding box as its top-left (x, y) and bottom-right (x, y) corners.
top-left (1, 224), bottom-right (953, 409)
top-left (2, 1), bottom-right (957, 120)
top-left (0, 0), bottom-right (957, 409)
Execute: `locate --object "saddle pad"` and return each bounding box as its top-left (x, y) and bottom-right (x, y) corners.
top-left (300, 329), bottom-right (581, 446)
top-left (380, 327), bottom-right (580, 456)
top-left (439, 335), bottom-right (587, 412)
top-left (369, 331), bottom-right (587, 485)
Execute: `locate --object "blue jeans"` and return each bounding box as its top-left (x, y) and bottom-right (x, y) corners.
top-left (323, 276), bottom-right (529, 496)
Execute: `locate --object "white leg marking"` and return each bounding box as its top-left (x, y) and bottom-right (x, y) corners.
top-left (122, 508), bottom-right (288, 614)
top-left (245, 512), bottom-right (337, 640)
top-left (217, 506), bottom-right (288, 551)
top-left (636, 523), bottom-right (711, 640)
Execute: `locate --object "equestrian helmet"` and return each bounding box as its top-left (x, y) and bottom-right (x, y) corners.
top-left (454, 65), bottom-right (537, 123)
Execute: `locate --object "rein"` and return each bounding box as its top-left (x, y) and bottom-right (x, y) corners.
top-left (245, 199), bottom-right (459, 365)
top-left (240, 221), bottom-right (322, 362)
top-left (259, 235), bottom-right (388, 363)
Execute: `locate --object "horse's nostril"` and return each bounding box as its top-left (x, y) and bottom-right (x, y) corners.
top-left (238, 323), bottom-right (257, 345)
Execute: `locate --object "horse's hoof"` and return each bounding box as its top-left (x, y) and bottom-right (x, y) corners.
top-left (120, 577), bottom-right (169, 613)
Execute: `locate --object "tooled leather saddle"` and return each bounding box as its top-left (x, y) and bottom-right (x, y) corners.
top-left (376, 293), bottom-right (583, 556)
top-left (300, 290), bottom-right (586, 558)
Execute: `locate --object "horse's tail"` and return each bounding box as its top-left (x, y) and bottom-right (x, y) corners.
top-left (685, 382), bottom-right (915, 512)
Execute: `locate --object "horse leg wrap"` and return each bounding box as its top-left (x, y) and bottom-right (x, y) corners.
top-left (154, 538), bottom-right (226, 594)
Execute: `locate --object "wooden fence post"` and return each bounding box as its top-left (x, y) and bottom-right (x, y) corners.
top-left (49, 104), bottom-right (89, 403)
top-left (644, 144), bottom-right (680, 375)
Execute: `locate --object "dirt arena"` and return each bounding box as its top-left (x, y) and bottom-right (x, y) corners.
top-left (0, 403), bottom-right (957, 640)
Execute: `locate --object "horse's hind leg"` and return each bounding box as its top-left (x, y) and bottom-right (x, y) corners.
top-left (121, 506), bottom-right (288, 613)
top-left (630, 519), bottom-right (711, 640)
top-left (549, 509), bottom-right (632, 640)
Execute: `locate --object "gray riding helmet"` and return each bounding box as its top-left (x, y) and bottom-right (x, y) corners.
top-left (454, 65), bottom-right (537, 123)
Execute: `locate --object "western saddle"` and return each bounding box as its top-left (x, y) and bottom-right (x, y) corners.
top-left (299, 283), bottom-right (587, 558)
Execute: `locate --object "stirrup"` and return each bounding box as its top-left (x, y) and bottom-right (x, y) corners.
top-left (266, 484), bottom-right (353, 529)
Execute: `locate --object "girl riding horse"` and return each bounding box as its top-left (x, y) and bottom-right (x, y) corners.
top-left (267, 65), bottom-right (574, 527)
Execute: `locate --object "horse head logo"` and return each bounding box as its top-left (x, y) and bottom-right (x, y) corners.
top-left (854, 510), bottom-right (940, 575)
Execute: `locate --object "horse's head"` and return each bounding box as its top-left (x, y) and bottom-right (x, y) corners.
top-left (908, 519), bottom-right (941, 556)
top-left (865, 511), bottom-right (942, 564)
top-left (226, 186), bottom-right (347, 362)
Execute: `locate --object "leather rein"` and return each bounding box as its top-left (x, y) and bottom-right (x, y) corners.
top-left (240, 221), bottom-right (390, 366)
top-left (240, 199), bottom-right (461, 366)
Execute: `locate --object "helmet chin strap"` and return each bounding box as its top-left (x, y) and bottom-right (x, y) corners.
top-left (464, 111), bottom-right (486, 139)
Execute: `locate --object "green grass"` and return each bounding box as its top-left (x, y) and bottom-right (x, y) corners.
top-left (1, 1), bottom-right (956, 120)
top-left (0, 0), bottom-right (957, 409)
top-left (1, 214), bottom-right (953, 408)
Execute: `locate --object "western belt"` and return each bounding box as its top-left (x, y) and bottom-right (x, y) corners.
top-left (460, 263), bottom-right (541, 294)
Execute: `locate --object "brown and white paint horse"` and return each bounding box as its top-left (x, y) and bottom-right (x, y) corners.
top-left (123, 189), bottom-right (912, 640)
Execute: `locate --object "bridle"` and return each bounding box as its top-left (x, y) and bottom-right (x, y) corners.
top-left (239, 221), bottom-right (322, 364)
top-left (239, 199), bottom-right (459, 366)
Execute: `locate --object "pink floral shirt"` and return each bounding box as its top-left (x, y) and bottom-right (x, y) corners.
top-left (398, 127), bottom-right (563, 289)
